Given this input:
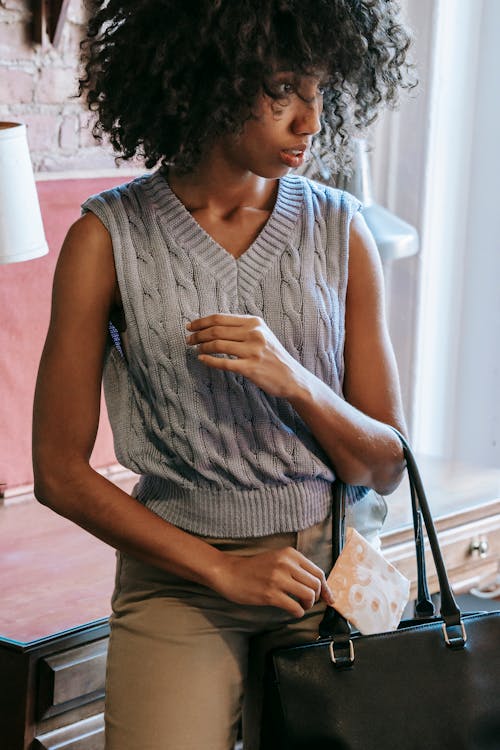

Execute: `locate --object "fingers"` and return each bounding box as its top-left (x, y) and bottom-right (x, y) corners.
top-left (186, 322), bottom-right (263, 370)
top-left (187, 314), bottom-right (259, 331)
top-left (289, 567), bottom-right (335, 609)
top-left (290, 567), bottom-right (322, 603)
top-left (196, 354), bottom-right (241, 371)
top-left (320, 578), bottom-right (336, 607)
top-left (272, 572), bottom-right (328, 616)
top-left (186, 325), bottom-right (247, 345)
top-left (185, 314), bottom-right (295, 398)
top-left (191, 339), bottom-right (248, 358)
top-left (186, 320), bottom-right (257, 363)
top-left (258, 580), bottom-right (320, 618)
top-left (272, 548), bottom-right (333, 614)
top-left (297, 556), bottom-right (335, 607)
top-left (274, 593), bottom-right (306, 619)
top-left (216, 548), bottom-right (333, 618)
top-left (285, 579), bottom-right (320, 612)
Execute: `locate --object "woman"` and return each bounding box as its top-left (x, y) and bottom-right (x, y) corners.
top-left (33, 2), bottom-right (414, 748)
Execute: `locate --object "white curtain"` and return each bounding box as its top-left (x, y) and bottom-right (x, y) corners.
top-left (371, 0), bottom-right (500, 469)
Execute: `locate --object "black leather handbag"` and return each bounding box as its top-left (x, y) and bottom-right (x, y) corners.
top-left (260, 431), bottom-right (500, 750)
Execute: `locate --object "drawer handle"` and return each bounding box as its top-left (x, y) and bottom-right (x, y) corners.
top-left (469, 538), bottom-right (489, 558)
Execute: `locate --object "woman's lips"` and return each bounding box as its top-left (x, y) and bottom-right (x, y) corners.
top-left (279, 149), bottom-right (306, 168)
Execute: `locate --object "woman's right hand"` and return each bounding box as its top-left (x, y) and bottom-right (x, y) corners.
top-left (209, 547), bottom-right (335, 618)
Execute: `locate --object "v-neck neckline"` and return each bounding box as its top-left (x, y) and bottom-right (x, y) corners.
top-left (146, 169), bottom-right (304, 296)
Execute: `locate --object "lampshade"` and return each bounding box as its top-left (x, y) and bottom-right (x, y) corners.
top-left (0, 122), bottom-right (48, 264)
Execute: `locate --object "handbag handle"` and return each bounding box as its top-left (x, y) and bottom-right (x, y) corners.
top-left (319, 428), bottom-right (462, 639)
top-left (332, 474), bottom-right (432, 613)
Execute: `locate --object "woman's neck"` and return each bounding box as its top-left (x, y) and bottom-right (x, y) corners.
top-left (167, 144), bottom-right (278, 219)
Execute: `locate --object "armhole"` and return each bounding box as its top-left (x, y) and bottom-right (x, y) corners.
top-left (337, 192), bottom-right (363, 389)
top-left (81, 194), bottom-right (130, 364)
top-left (340, 194), bottom-right (372, 507)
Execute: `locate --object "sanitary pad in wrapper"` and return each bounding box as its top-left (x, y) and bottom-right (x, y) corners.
top-left (327, 527), bottom-right (410, 635)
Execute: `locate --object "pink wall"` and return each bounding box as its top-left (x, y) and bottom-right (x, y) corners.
top-left (0, 175), bottom-right (135, 493)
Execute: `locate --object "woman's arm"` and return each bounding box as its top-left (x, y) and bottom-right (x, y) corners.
top-left (32, 213), bottom-right (219, 581)
top-left (286, 211), bottom-right (407, 493)
top-left (33, 214), bottom-right (332, 617)
top-left (186, 213), bottom-right (406, 494)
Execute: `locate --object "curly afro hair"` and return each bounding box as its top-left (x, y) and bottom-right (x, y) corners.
top-left (79, 0), bottom-right (415, 174)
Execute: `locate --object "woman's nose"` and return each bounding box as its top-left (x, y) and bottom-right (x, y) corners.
top-left (293, 97), bottom-right (322, 136)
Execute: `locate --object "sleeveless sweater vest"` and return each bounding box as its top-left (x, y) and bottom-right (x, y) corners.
top-left (82, 171), bottom-right (368, 537)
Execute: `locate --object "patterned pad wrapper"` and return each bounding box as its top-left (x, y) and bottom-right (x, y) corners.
top-left (326, 527), bottom-right (411, 635)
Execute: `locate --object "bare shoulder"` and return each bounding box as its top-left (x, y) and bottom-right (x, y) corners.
top-left (61, 211), bottom-right (113, 265)
top-left (348, 210), bottom-right (383, 276)
top-left (54, 211), bottom-right (117, 305)
top-left (346, 211), bottom-right (384, 312)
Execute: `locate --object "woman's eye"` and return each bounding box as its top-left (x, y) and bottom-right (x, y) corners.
top-left (277, 82), bottom-right (295, 96)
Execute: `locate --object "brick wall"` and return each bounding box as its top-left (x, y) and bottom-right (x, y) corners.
top-left (0, 0), bottom-right (140, 174)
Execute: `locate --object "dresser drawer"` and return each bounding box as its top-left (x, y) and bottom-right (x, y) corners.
top-left (37, 639), bottom-right (108, 719)
top-left (34, 713), bottom-right (104, 750)
top-left (384, 512), bottom-right (500, 597)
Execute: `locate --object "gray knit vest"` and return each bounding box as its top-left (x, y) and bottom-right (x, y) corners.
top-left (82, 171), bottom-right (367, 537)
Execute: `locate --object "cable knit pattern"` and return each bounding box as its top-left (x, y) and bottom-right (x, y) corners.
top-left (82, 171), bottom-right (369, 537)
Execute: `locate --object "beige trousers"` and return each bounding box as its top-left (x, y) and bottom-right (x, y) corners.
top-left (104, 491), bottom-right (387, 750)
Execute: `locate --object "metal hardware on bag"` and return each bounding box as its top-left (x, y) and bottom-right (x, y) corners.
top-left (442, 620), bottom-right (467, 648)
top-left (329, 639), bottom-right (355, 666)
top-left (469, 537), bottom-right (489, 558)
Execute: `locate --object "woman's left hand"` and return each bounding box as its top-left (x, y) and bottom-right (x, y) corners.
top-left (186, 313), bottom-right (306, 398)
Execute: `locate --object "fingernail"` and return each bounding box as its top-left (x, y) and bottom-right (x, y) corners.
top-left (186, 322), bottom-right (192, 330)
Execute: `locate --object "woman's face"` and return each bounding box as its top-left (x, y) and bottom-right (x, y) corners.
top-left (221, 70), bottom-right (325, 179)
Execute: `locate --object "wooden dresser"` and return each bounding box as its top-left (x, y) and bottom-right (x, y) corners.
top-left (381, 456), bottom-right (500, 599)
top-left (1, 459), bottom-right (499, 749)
top-left (0, 473), bottom-right (136, 750)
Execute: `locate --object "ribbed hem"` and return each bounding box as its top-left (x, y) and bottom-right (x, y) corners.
top-left (135, 476), bottom-right (334, 538)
